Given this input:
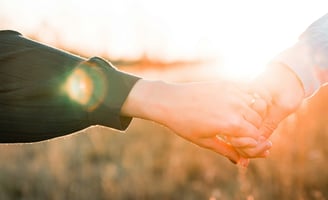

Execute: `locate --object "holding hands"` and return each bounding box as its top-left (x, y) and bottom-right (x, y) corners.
top-left (2, 11), bottom-right (325, 167)
top-left (227, 62), bottom-right (305, 164)
top-left (123, 12), bottom-right (327, 165)
top-left (122, 62), bottom-right (306, 165)
top-left (121, 62), bottom-right (305, 165)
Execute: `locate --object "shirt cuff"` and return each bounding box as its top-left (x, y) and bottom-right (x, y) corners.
top-left (272, 41), bottom-right (321, 97)
top-left (78, 57), bottom-right (141, 130)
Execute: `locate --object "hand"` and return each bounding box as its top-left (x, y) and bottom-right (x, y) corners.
top-left (121, 79), bottom-right (271, 165)
top-left (223, 85), bottom-right (273, 159)
top-left (231, 62), bottom-right (305, 158)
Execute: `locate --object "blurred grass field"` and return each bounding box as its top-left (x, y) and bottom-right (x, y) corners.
top-left (0, 61), bottom-right (328, 200)
top-left (1, 18), bottom-right (328, 198)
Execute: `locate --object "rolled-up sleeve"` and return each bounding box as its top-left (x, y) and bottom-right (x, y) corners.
top-left (0, 30), bottom-right (140, 143)
top-left (273, 13), bottom-right (328, 97)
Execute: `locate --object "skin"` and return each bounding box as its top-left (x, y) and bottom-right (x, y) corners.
top-left (121, 79), bottom-right (272, 165)
top-left (233, 62), bottom-right (305, 158)
top-left (119, 61), bottom-right (306, 165)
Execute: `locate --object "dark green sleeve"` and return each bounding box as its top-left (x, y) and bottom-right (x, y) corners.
top-left (0, 30), bottom-right (140, 143)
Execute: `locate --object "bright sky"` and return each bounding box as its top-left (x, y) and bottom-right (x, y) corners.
top-left (1, 0), bottom-right (328, 79)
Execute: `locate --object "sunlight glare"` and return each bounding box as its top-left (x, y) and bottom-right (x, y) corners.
top-left (2, 0), bottom-right (328, 80)
top-left (65, 68), bottom-right (93, 106)
top-left (64, 66), bottom-right (107, 111)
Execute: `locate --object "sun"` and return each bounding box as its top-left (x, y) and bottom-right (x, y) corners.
top-left (219, 44), bottom-right (275, 81)
top-left (3, 0), bottom-right (326, 81)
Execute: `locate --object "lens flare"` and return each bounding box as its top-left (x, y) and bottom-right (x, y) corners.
top-left (65, 68), bottom-right (93, 105)
top-left (64, 66), bottom-right (106, 111)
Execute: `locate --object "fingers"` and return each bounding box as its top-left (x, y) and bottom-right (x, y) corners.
top-left (220, 101), bottom-right (263, 139)
top-left (233, 88), bottom-right (276, 158)
top-left (200, 136), bottom-right (253, 166)
top-left (229, 137), bottom-right (258, 148)
top-left (236, 137), bottom-right (272, 158)
top-left (247, 82), bottom-right (273, 107)
top-left (238, 85), bottom-right (270, 118)
top-left (231, 82), bottom-right (282, 159)
top-left (260, 117), bottom-right (279, 138)
top-left (232, 118), bottom-right (261, 140)
top-left (259, 102), bottom-right (283, 139)
top-left (237, 91), bottom-right (268, 128)
top-left (243, 105), bottom-right (264, 128)
top-left (228, 136), bottom-right (271, 159)
top-left (249, 97), bottom-right (268, 119)
top-left (202, 137), bottom-right (242, 164)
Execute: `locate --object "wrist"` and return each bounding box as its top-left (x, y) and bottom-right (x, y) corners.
top-left (121, 79), bottom-right (174, 124)
top-left (263, 63), bottom-right (305, 110)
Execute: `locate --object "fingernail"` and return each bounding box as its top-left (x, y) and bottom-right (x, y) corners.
top-left (264, 150), bottom-right (270, 157)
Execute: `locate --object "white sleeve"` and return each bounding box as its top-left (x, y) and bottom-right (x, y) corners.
top-left (273, 13), bottom-right (328, 97)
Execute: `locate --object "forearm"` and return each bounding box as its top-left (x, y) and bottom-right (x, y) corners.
top-left (273, 42), bottom-right (322, 97)
top-left (273, 12), bottom-right (328, 97)
top-left (121, 79), bottom-right (173, 124)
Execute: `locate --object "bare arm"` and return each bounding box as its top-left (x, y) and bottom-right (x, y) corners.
top-left (121, 79), bottom-right (271, 164)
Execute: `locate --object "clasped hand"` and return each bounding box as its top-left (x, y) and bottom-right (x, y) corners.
top-left (163, 80), bottom-right (275, 166)
top-left (121, 63), bottom-right (305, 166)
top-left (158, 63), bottom-right (304, 166)
top-left (206, 63), bottom-right (305, 166)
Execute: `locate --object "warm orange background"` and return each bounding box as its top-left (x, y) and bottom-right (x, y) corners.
top-left (1, 1), bottom-right (328, 199)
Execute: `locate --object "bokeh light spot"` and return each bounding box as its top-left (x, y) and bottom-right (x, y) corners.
top-left (64, 65), bottom-right (107, 111)
top-left (65, 68), bottom-right (93, 105)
